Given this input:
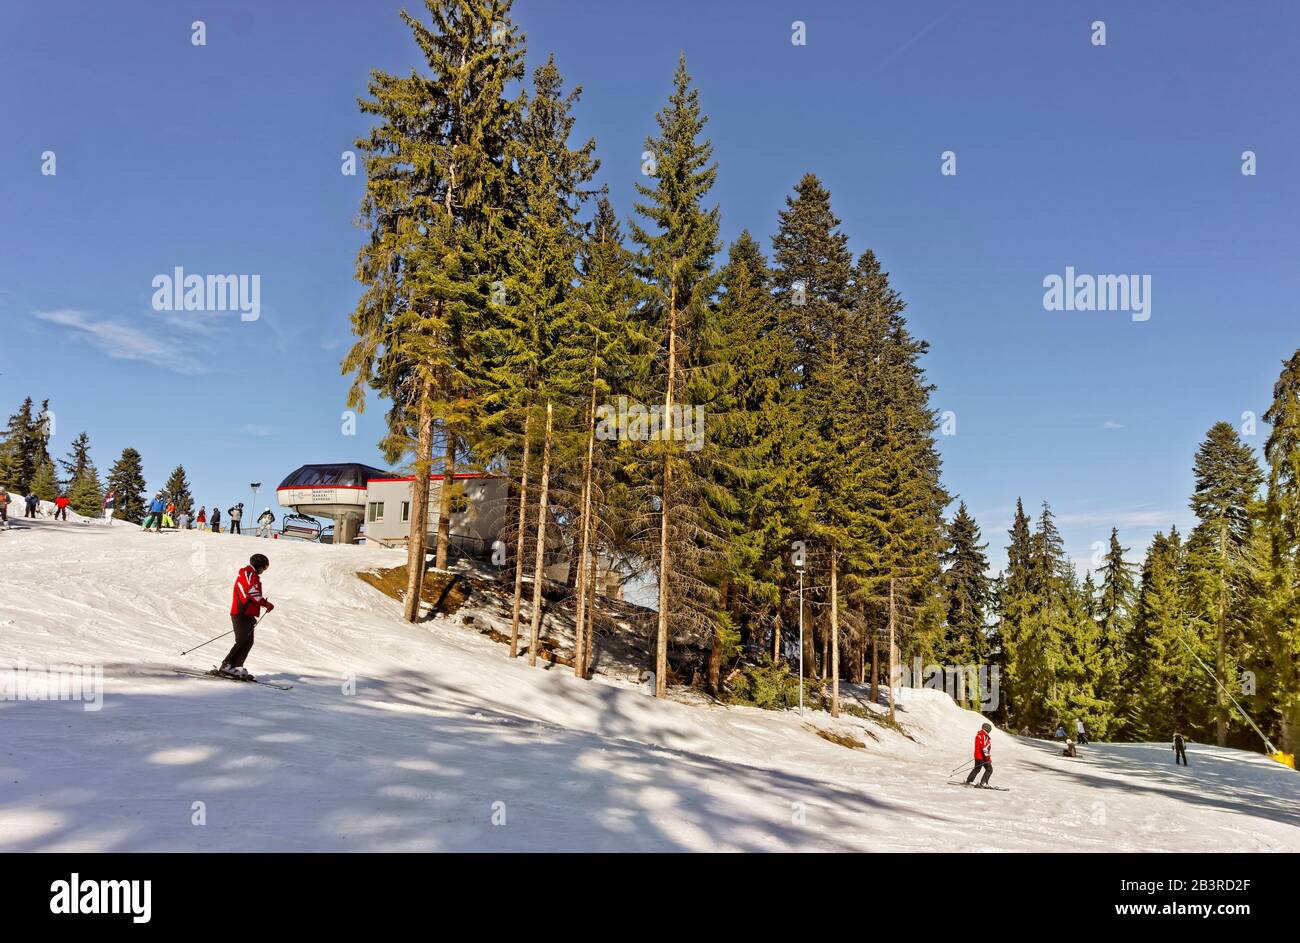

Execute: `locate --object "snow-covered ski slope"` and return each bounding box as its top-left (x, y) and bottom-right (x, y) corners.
top-left (2, 520), bottom-right (1297, 851)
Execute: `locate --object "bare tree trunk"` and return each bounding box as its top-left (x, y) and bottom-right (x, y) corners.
top-left (654, 288), bottom-right (678, 698)
top-left (433, 432), bottom-right (455, 570)
top-left (508, 409), bottom-right (533, 658)
top-left (830, 544), bottom-right (840, 717)
top-left (1216, 528), bottom-right (1228, 746)
top-left (402, 381), bottom-right (435, 623)
top-left (582, 537), bottom-right (598, 676)
top-left (573, 371), bottom-right (598, 678)
top-left (870, 629), bottom-right (879, 704)
top-left (888, 577), bottom-right (898, 723)
top-left (527, 402), bottom-right (554, 667)
top-left (772, 610), bottom-right (782, 663)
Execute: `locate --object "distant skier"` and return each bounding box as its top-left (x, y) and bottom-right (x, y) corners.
top-left (964, 722), bottom-right (995, 787)
top-left (196, 506), bottom-right (207, 530)
top-left (144, 492), bottom-right (166, 532)
top-left (256, 508), bottom-right (275, 538)
top-left (102, 489), bottom-right (116, 525)
top-left (1076, 718), bottom-right (1088, 745)
top-left (210, 506), bottom-right (221, 534)
top-left (163, 501), bottom-right (175, 529)
top-left (1055, 724), bottom-right (1066, 740)
top-left (220, 552), bottom-right (275, 679)
top-left (53, 494), bottom-right (70, 521)
top-left (1173, 733), bottom-right (1188, 766)
top-left (0, 487), bottom-right (10, 527)
top-left (1062, 739), bottom-right (1077, 758)
top-left (25, 493), bottom-right (39, 518)
top-left (228, 503), bottom-right (243, 535)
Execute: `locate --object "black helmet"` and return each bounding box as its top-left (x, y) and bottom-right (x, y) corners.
top-left (249, 553), bottom-right (270, 572)
top-left (981, 722), bottom-right (992, 732)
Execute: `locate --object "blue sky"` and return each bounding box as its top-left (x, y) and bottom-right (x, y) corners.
top-left (2, 0), bottom-right (1297, 571)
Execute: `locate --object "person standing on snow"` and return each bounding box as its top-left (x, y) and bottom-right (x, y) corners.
top-left (228, 503), bottom-right (244, 535)
top-left (0, 487), bottom-right (10, 528)
top-left (1173, 733), bottom-right (1188, 766)
top-left (220, 552), bottom-right (275, 679)
top-left (1076, 718), bottom-right (1089, 745)
top-left (102, 488), bottom-right (116, 524)
top-left (210, 506), bottom-right (222, 534)
top-left (144, 492), bottom-right (166, 532)
top-left (53, 493), bottom-right (70, 521)
top-left (965, 722), bottom-right (995, 787)
top-left (196, 506), bottom-right (207, 529)
top-left (256, 507), bottom-right (275, 538)
top-left (25, 492), bottom-right (39, 518)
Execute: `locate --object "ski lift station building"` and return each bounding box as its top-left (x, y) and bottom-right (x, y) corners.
top-left (276, 463), bottom-right (508, 552)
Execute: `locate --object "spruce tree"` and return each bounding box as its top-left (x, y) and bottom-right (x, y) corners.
top-left (60, 432), bottom-right (94, 485)
top-left (1188, 421), bottom-right (1262, 745)
top-left (1260, 349), bottom-right (1300, 753)
top-left (629, 54), bottom-right (721, 697)
top-left (68, 464), bottom-right (104, 518)
top-left (344, 0), bottom-right (524, 620)
top-left (30, 460), bottom-right (59, 502)
top-left (0, 397), bottom-right (39, 492)
top-left (106, 448), bottom-right (147, 523)
top-left (164, 465), bottom-right (195, 516)
top-left (1096, 528), bottom-right (1137, 732)
top-left (940, 502), bottom-right (992, 678)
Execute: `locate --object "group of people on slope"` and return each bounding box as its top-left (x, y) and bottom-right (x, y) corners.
top-left (104, 491), bottom-right (278, 537)
top-left (964, 721), bottom-right (1193, 786)
top-left (0, 486), bottom-right (74, 526)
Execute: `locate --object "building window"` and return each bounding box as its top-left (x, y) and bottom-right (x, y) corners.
top-left (401, 501), bottom-right (410, 523)
top-left (367, 501), bottom-right (384, 523)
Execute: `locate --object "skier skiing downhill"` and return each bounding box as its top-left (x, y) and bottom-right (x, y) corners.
top-left (220, 553), bottom-right (274, 679)
top-left (965, 722), bottom-right (995, 787)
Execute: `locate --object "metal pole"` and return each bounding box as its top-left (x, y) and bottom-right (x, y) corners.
top-left (798, 568), bottom-right (804, 717)
top-left (250, 482), bottom-right (261, 534)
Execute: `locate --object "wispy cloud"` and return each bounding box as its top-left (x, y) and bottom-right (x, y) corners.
top-left (36, 309), bottom-right (205, 375)
top-left (1102, 420), bottom-right (1125, 430)
top-left (241, 424), bottom-right (273, 437)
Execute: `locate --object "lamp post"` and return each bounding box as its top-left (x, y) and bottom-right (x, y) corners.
top-left (250, 482), bottom-right (261, 531)
top-left (798, 566), bottom-right (805, 717)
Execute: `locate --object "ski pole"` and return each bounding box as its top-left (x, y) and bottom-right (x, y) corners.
top-left (180, 611), bottom-right (268, 656)
top-left (949, 759), bottom-right (974, 777)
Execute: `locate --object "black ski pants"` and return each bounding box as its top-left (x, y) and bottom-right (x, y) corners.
top-left (223, 614), bottom-right (257, 668)
top-left (965, 760), bottom-right (993, 786)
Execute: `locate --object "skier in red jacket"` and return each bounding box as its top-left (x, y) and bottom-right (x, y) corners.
top-left (220, 553), bottom-right (274, 679)
top-left (965, 722), bottom-right (994, 787)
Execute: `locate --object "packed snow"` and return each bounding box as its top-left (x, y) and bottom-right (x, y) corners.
top-left (2, 514), bottom-right (1297, 851)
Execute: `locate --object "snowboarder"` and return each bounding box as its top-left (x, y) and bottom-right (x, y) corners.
top-left (53, 494), bottom-right (70, 521)
top-left (1076, 718), bottom-right (1088, 745)
top-left (102, 489), bottom-right (116, 525)
top-left (228, 503), bottom-right (244, 535)
top-left (965, 722), bottom-right (995, 787)
top-left (1173, 733), bottom-right (1188, 766)
top-left (25, 492), bottom-right (39, 518)
top-left (220, 552), bottom-right (274, 679)
top-left (256, 507), bottom-right (275, 538)
top-left (210, 506), bottom-right (222, 534)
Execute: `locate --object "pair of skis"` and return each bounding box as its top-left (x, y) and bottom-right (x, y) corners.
top-left (175, 667), bottom-right (293, 690)
top-left (947, 781), bottom-right (1010, 791)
